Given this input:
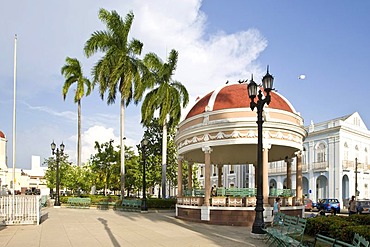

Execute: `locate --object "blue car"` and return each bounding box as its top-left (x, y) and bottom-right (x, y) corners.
top-left (317, 198), bottom-right (340, 213)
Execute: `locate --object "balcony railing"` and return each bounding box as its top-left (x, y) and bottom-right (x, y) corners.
top-left (342, 160), bottom-right (369, 171)
top-left (268, 164), bottom-right (309, 174)
top-left (312, 162), bottom-right (328, 170)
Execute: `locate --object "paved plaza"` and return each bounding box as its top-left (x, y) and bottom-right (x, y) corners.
top-left (0, 207), bottom-right (269, 247)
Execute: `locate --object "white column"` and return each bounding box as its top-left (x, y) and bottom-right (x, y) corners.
top-left (263, 144), bottom-right (271, 205)
top-left (296, 151), bottom-right (303, 205)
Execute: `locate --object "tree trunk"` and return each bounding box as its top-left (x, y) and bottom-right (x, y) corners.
top-left (77, 100), bottom-right (82, 167)
top-left (161, 121), bottom-right (167, 199)
top-left (120, 98), bottom-right (126, 198)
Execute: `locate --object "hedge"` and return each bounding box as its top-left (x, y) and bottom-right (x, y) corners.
top-left (305, 215), bottom-right (370, 242)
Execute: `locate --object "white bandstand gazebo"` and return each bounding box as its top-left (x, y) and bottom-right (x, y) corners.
top-left (174, 83), bottom-right (307, 226)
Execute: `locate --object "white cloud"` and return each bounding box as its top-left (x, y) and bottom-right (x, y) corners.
top-left (80, 126), bottom-right (119, 164)
top-left (1, 0), bottom-right (268, 168)
top-left (129, 2), bottom-right (267, 101)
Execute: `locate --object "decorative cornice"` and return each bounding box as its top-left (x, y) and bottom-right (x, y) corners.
top-left (178, 130), bottom-right (302, 149)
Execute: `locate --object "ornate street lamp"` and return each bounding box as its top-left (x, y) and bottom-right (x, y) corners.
top-left (51, 141), bottom-right (65, 207)
top-left (247, 66), bottom-right (274, 234)
top-left (141, 138), bottom-right (149, 212)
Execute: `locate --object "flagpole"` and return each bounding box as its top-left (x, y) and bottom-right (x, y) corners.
top-left (12, 34), bottom-right (17, 208)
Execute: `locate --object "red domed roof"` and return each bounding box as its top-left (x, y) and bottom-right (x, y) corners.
top-left (0, 131), bottom-right (5, 139)
top-left (186, 84), bottom-right (295, 119)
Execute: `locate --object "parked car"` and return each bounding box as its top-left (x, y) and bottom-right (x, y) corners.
top-left (317, 198), bottom-right (340, 213)
top-left (304, 198), bottom-right (313, 211)
top-left (357, 200), bottom-right (370, 214)
top-left (312, 200), bottom-right (317, 210)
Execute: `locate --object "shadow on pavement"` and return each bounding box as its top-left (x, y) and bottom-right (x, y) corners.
top-left (98, 217), bottom-right (120, 247)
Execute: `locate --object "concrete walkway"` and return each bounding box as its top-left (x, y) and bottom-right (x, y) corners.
top-left (0, 207), bottom-right (269, 247)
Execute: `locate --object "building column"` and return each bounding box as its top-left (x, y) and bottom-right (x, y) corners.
top-left (188, 162), bottom-right (193, 191)
top-left (177, 156), bottom-right (183, 197)
top-left (202, 146), bottom-right (213, 206)
top-left (217, 164), bottom-right (223, 187)
top-left (263, 144), bottom-right (271, 205)
top-left (285, 157), bottom-right (293, 190)
top-left (253, 164), bottom-right (257, 189)
top-left (296, 151), bottom-right (303, 205)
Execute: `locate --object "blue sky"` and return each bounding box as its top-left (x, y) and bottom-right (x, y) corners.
top-left (1, 0), bottom-right (370, 169)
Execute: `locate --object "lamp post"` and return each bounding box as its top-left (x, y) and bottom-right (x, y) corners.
top-left (51, 141), bottom-right (65, 207)
top-left (247, 66), bottom-right (274, 234)
top-left (141, 138), bottom-right (148, 212)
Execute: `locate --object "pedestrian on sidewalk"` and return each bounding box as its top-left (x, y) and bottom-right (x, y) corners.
top-left (349, 195), bottom-right (357, 216)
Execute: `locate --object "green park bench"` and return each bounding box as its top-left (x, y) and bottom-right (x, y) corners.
top-left (309, 233), bottom-right (369, 247)
top-left (97, 201), bottom-right (115, 210)
top-left (67, 197), bottom-right (91, 209)
top-left (40, 195), bottom-right (47, 207)
top-left (264, 213), bottom-right (307, 247)
top-left (120, 199), bottom-right (142, 211)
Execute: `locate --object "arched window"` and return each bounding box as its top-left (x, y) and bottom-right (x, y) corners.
top-left (316, 143), bottom-right (326, 163)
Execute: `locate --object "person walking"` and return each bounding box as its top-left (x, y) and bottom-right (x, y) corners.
top-left (349, 195), bottom-right (357, 216)
top-left (274, 197), bottom-right (281, 213)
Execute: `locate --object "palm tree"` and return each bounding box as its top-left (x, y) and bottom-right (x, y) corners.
top-left (84, 9), bottom-right (152, 198)
top-left (141, 49), bottom-right (189, 198)
top-left (61, 57), bottom-right (92, 167)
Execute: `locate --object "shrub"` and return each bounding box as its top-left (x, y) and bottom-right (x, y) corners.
top-left (305, 215), bottom-right (370, 243)
top-left (60, 194), bottom-right (120, 205)
top-left (147, 198), bottom-right (176, 209)
top-left (306, 216), bottom-right (334, 236)
top-left (340, 225), bottom-right (370, 243)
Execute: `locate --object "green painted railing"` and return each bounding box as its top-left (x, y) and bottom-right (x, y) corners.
top-left (269, 188), bottom-right (294, 197)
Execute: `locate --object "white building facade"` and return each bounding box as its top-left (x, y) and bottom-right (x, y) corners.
top-left (268, 112), bottom-right (370, 207)
top-left (0, 131), bottom-right (48, 195)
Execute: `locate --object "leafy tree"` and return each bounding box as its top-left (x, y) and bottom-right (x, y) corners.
top-left (63, 164), bottom-right (93, 195)
top-left (90, 140), bottom-right (118, 195)
top-left (61, 57), bottom-right (92, 167)
top-left (43, 155), bottom-right (72, 192)
top-left (141, 49), bottom-right (189, 198)
top-left (124, 146), bottom-right (141, 196)
top-left (84, 9), bottom-right (153, 197)
top-left (142, 119), bottom-right (163, 196)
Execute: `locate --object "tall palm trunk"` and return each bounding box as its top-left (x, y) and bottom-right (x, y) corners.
top-left (161, 120), bottom-right (167, 199)
top-left (77, 100), bottom-right (82, 167)
top-left (120, 98), bottom-right (125, 198)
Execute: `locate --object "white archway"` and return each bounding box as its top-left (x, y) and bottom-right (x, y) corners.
top-left (316, 175), bottom-right (328, 200)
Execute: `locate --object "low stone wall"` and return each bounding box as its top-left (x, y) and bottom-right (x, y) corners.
top-left (210, 208), bottom-right (255, 226)
top-left (176, 205), bottom-right (201, 221)
top-left (176, 204), bottom-right (304, 227)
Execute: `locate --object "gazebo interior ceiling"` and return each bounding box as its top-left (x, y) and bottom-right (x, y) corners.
top-left (182, 144), bottom-right (298, 165)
